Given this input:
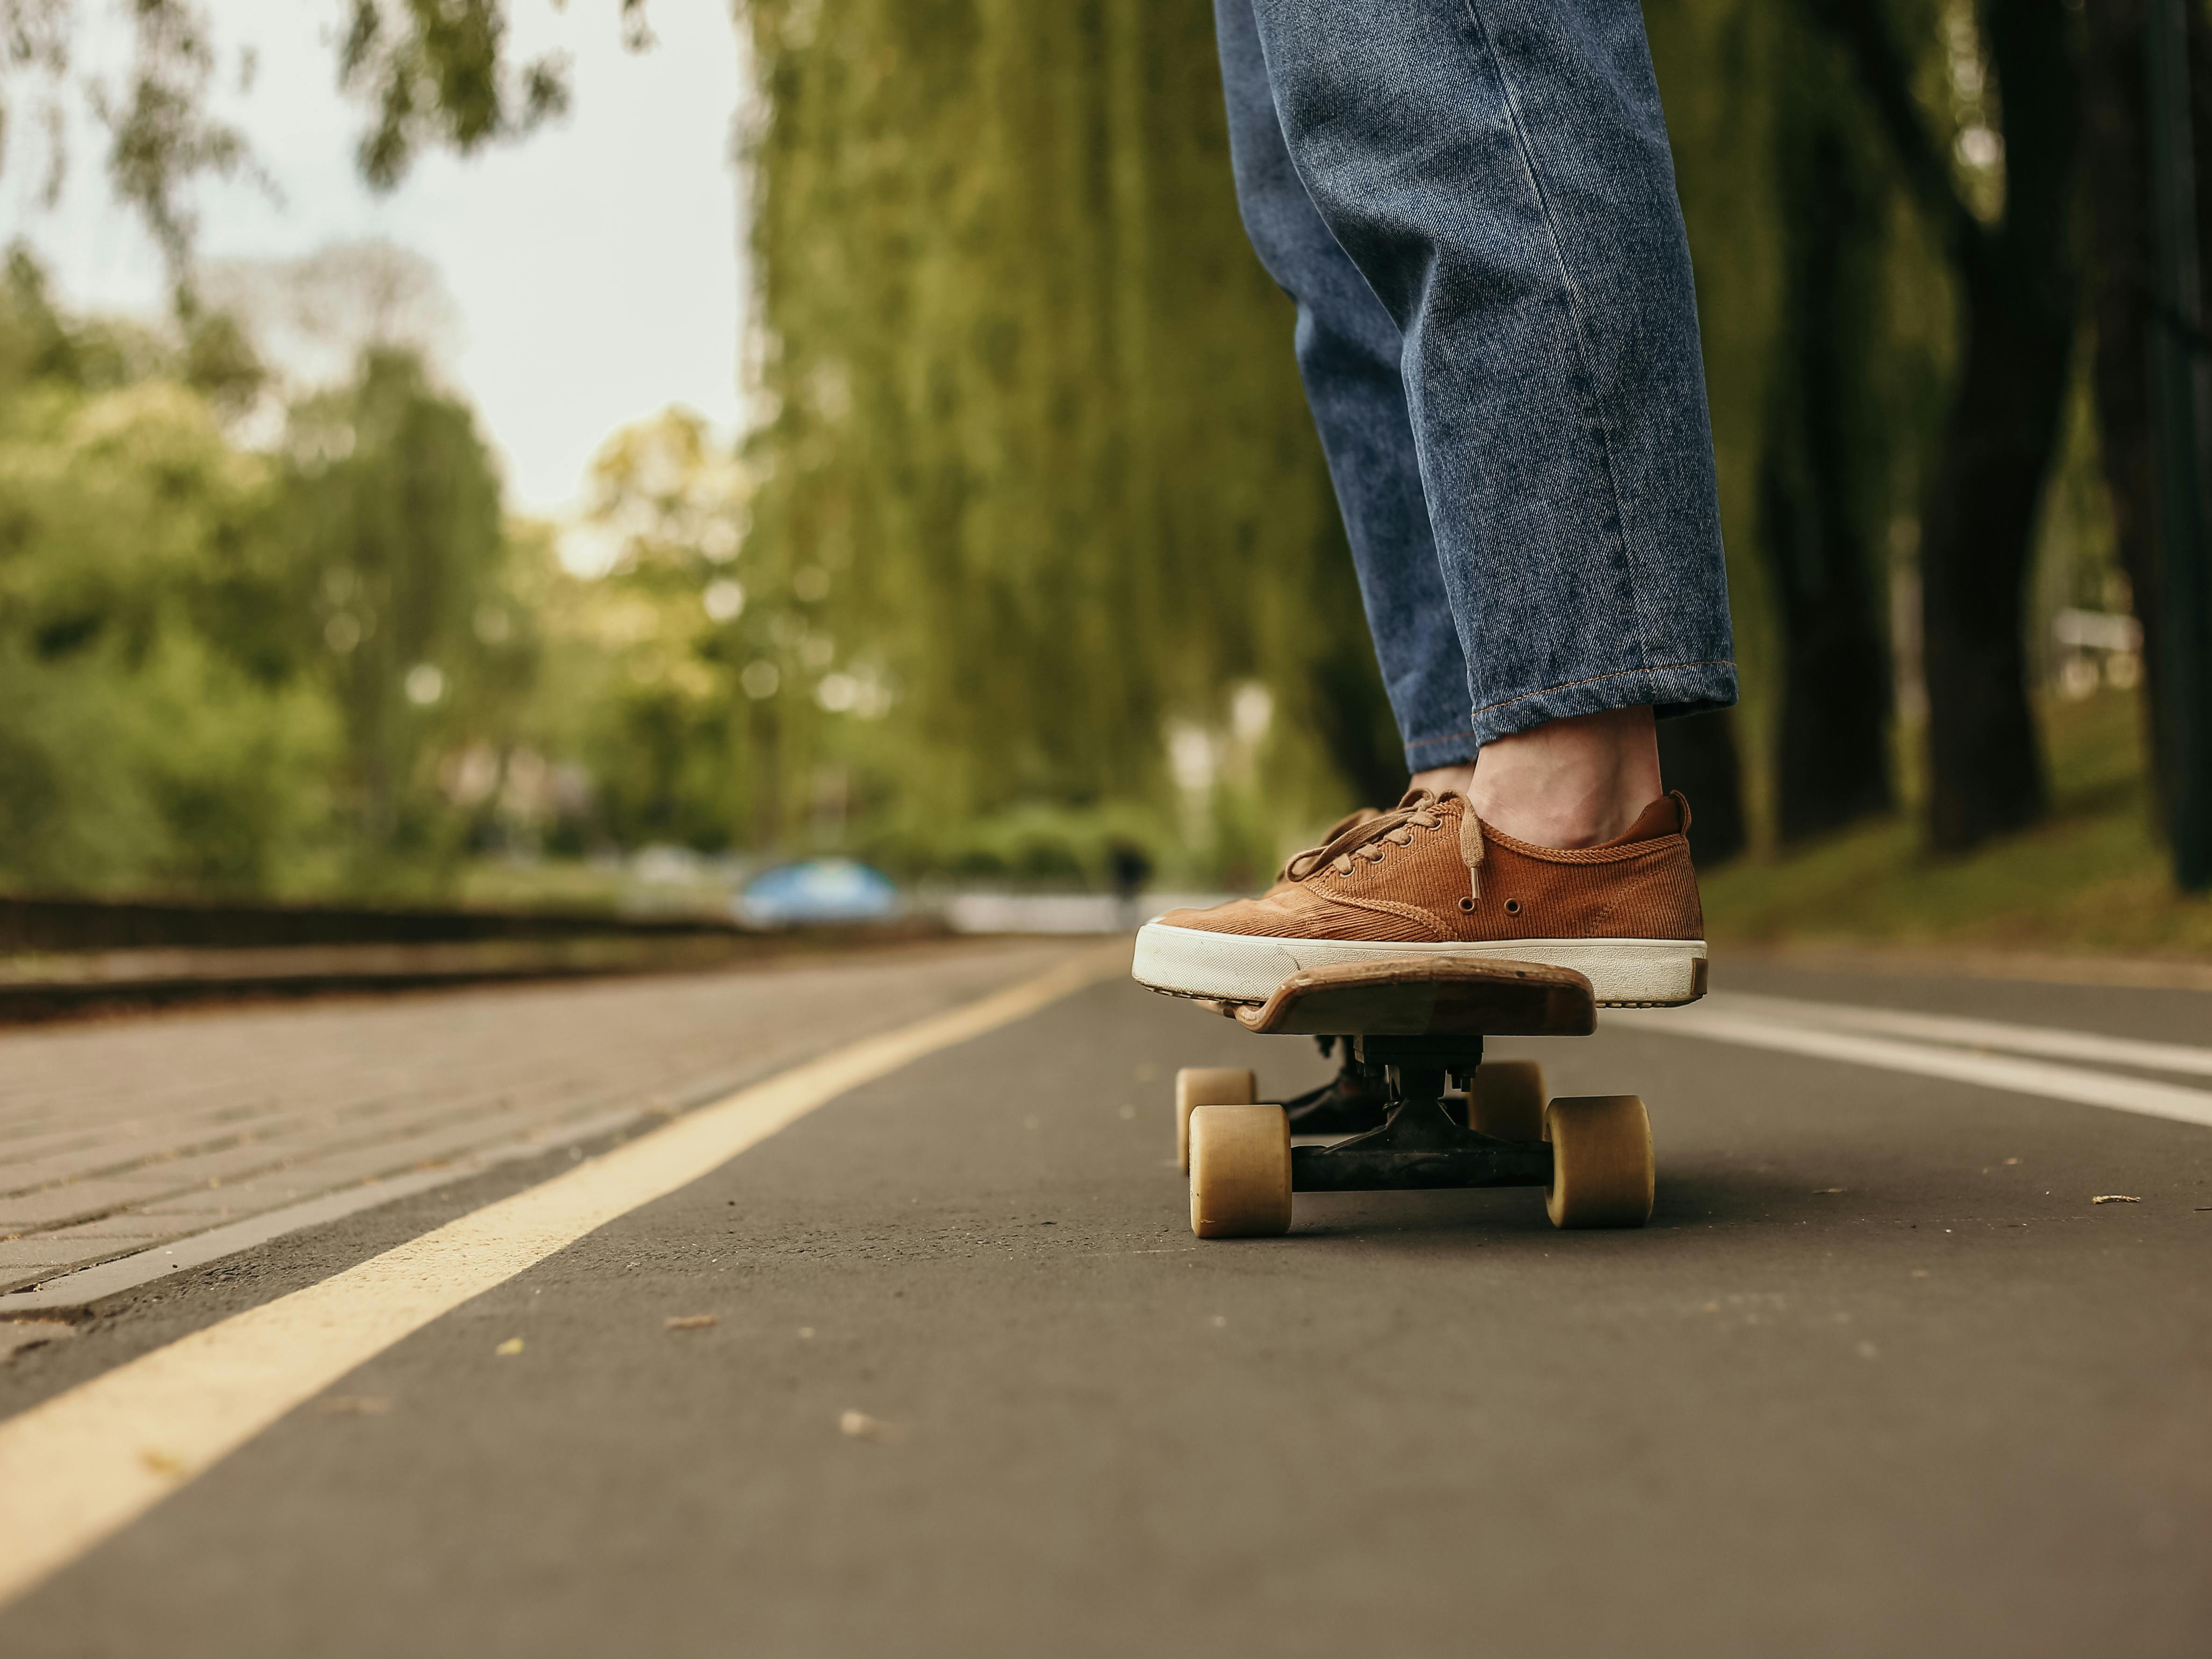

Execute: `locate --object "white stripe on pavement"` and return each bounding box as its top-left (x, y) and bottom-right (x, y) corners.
top-left (0, 944), bottom-right (1124, 1611)
top-left (1609, 1003), bottom-right (2212, 1130)
top-left (1698, 993), bottom-right (2212, 1080)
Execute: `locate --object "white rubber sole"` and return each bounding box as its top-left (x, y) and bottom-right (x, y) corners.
top-left (1131, 923), bottom-right (1709, 1008)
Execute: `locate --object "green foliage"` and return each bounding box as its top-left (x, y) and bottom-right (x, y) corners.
top-left (0, 4), bottom-right (2146, 907)
top-left (0, 260), bottom-right (338, 891)
top-left (0, 246), bottom-right (550, 897)
top-left (736, 0), bottom-right (1397, 872)
top-left (535, 409), bottom-right (768, 853)
top-left (1703, 688), bottom-right (2212, 956)
top-left (0, 3), bottom-right (633, 300)
top-left (275, 348), bottom-right (523, 876)
top-left (93, 0), bottom-right (258, 283)
top-left (337, 0), bottom-right (590, 189)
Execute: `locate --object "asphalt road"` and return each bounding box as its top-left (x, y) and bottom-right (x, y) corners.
top-left (3, 951), bottom-right (2208, 1657)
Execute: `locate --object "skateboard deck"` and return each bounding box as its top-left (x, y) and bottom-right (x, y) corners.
top-left (1220, 956), bottom-right (1597, 1038)
top-left (1167, 954), bottom-right (1653, 1240)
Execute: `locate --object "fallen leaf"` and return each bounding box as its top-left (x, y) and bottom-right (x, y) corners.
top-left (839, 1409), bottom-right (901, 1443)
top-left (2091, 1195), bottom-right (2141, 1205)
top-left (495, 1337), bottom-right (526, 1356)
top-left (318, 1395), bottom-right (393, 1416)
top-left (665, 1315), bottom-right (718, 1331)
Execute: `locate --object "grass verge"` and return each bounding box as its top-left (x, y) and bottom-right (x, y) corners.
top-left (1701, 687), bottom-right (2212, 960)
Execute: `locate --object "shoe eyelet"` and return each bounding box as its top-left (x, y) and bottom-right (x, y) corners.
top-left (1457, 897), bottom-right (1475, 913)
top-left (1503, 899), bottom-right (1522, 916)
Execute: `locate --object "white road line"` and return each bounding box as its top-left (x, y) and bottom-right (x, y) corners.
top-left (1698, 993), bottom-right (2212, 1079)
top-left (0, 945), bottom-right (1123, 1610)
top-left (1610, 1006), bottom-right (2212, 1130)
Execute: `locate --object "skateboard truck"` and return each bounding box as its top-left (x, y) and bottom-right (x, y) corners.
top-left (1289, 1036), bottom-right (1551, 1195)
top-left (1168, 958), bottom-right (1654, 1238)
top-left (1277, 1036), bottom-right (1392, 1137)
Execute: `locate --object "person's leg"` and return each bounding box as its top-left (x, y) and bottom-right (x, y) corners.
top-left (1212, 0), bottom-right (1476, 779)
top-left (1246, 0), bottom-right (1735, 844)
top-left (1412, 706), bottom-right (1663, 848)
top-left (1132, 0), bottom-right (1729, 1005)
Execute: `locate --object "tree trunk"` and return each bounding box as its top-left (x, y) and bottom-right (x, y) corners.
top-left (1805, 0), bottom-right (2080, 853)
top-left (1918, 273), bottom-right (2072, 848)
top-left (1920, 0), bottom-right (2079, 851)
top-left (1759, 52), bottom-right (1895, 844)
top-left (2081, 0), bottom-right (2212, 817)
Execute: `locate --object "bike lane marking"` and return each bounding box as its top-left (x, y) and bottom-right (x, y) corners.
top-left (0, 944), bottom-right (1125, 1609)
top-left (1611, 1002), bottom-right (2212, 1130)
top-left (1696, 993), bottom-right (2212, 1079)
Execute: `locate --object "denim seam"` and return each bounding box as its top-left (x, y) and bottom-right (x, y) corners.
top-left (1457, 0), bottom-right (1652, 678)
top-left (1406, 728), bottom-right (1481, 751)
top-left (1470, 659), bottom-right (1736, 717)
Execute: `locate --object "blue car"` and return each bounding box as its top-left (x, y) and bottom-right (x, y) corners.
top-left (738, 859), bottom-right (901, 927)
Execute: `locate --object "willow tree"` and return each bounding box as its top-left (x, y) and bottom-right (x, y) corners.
top-left (737, 0), bottom-right (1396, 865)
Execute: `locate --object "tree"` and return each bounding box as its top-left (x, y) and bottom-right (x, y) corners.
top-left (566, 407), bottom-right (772, 851)
top-left (1755, 13), bottom-right (1902, 844)
top-left (1805, 0), bottom-right (2081, 852)
top-left (2080, 0), bottom-right (2212, 833)
top-left (0, 1), bottom-right (626, 293)
top-left (274, 347), bottom-right (518, 870)
top-left (0, 250), bottom-right (339, 894)
top-left (735, 0), bottom-right (1389, 865)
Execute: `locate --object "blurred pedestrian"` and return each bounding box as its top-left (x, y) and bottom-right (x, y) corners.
top-left (1108, 840), bottom-right (1154, 932)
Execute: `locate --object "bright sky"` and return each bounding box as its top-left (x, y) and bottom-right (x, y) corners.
top-left (11, 0), bottom-right (746, 523)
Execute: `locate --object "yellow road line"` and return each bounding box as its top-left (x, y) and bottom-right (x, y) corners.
top-left (0, 944), bottom-right (1125, 1609)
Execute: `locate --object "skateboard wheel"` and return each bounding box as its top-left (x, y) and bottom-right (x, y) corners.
top-left (1544, 1094), bottom-right (1654, 1229)
top-left (1188, 1103), bottom-right (1292, 1239)
top-left (1468, 1059), bottom-right (1547, 1143)
top-left (1175, 1067), bottom-right (1255, 1174)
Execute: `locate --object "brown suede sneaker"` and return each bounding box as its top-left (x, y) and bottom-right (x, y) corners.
top-left (1131, 789), bottom-right (1706, 1008)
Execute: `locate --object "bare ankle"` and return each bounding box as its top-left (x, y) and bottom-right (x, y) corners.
top-left (1408, 763), bottom-right (1474, 797)
top-left (1466, 706), bottom-right (1661, 848)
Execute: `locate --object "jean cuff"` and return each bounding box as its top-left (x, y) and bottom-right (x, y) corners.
top-left (1401, 726), bottom-right (1482, 772)
top-left (1468, 660), bottom-right (1739, 748)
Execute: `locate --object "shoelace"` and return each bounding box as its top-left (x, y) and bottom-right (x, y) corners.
top-left (1269, 806), bottom-right (1378, 885)
top-left (1283, 789), bottom-right (1485, 899)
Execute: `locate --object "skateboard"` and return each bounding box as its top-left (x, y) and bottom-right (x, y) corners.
top-left (1165, 957), bottom-right (1653, 1239)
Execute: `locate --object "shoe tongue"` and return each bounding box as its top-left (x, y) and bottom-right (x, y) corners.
top-left (1597, 794), bottom-right (1682, 847)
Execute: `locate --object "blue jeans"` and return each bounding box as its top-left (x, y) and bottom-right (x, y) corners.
top-left (1215, 0), bottom-right (1737, 770)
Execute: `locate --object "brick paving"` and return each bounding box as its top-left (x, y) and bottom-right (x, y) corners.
top-left (0, 938), bottom-right (1087, 1294)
